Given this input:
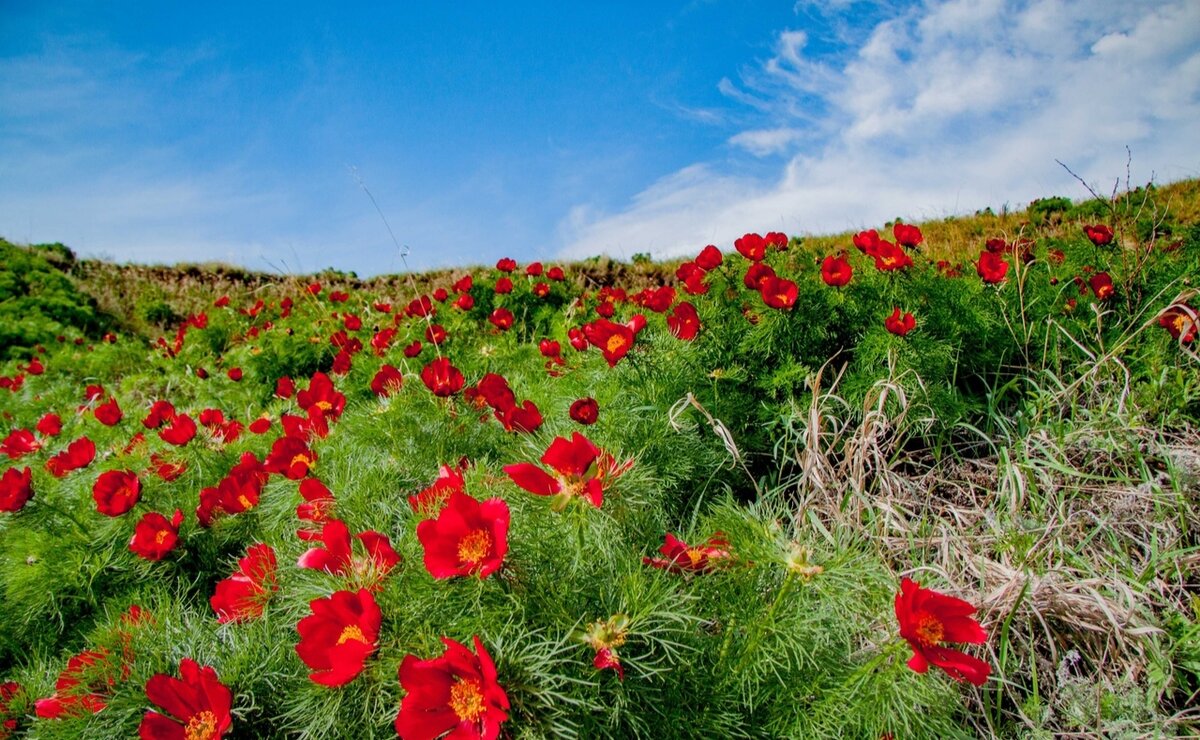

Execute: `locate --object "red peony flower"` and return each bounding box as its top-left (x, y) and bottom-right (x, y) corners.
top-left (1159, 304), bottom-right (1197, 343)
top-left (0, 467), bottom-right (33, 513)
top-left (525, 261), bottom-right (543, 277)
top-left (210, 543), bottom-right (278, 623)
top-left (567, 327), bottom-right (588, 352)
top-left (421, 357), bottom-right (465, 397)
top-left (667, 301), bottom-right (701, 340)
top-left (503, 432), bottom-right (624, 510)
top-left (298, 519), bottom-right (401, 588)
top-left (297, 372), bottom-right (346, 421)
top-left (226, 367), bottom-right (243, 382)
top-left (547, 265), bottom-right (565, 281)
top-left (453, 293), bottom-right (475, 311)
top-left (264, 435), bottom-right (316, 479)
top-left (275, 376), bottom-right (295, 399)
top-left (494, 276), bottom-right (513, 294)
top-left (532, 281), bottom-right (550, 297)
top-left (820, 255), bottom-right (853, 287)
top-left (94, 397), bottom-right (123, 426)
top-left (159, 413), bottom-right (197, 446)
top-left (743, 262), bottom-right (776, 290)
top-left (296, 588), bottom-right (382, 686)
top-left (895, 577), bottom-right (990, 686)
top-left (872, 240), bottom-right (913, 271)
top-left (765, 231), bottom-right (789, 250)
top-left (37, 412), bottom-right (63, 437)
top-left (496, 257), bottom-right (516, 272)
top-left (1, 681), bottom-right (23, 737)
top-left (409, 463), bottom-right (468, 515)
top-left (1, 429), bottom-right (39, 460)
top-left (129, 509), bottom-right (183, 561)
top-left (34, 649), bottom-right (118, 719)
top-left (538, 339), bottom-right (561, 358)
top-left (93, 470), bottom-right (141, 516)
top-left (297, 478), bottom-right (336, 538)
top-left (569, 397), bottom-right (599, 425)
top-left (695, 244), bottom-right (723, 270)
top-left (46, 436), bottom-right (96, 477)
top-left (759, 275), bottom-right (798, 310)
top-left (141, 400), bottom-right (176, 430)
top-left (248, 415), bottom-right (272, 435)
top-left (495, 400), bottom-right (543, 434)
top-left (488, 308), bottom-right (514, 331)
top-left (151, 453), bottom-right (187, 482)
top-left (417, 491), bottom-right (509, 579)
top-left (371, 365), bottom-right (405, 397)
top-left (1089, 272), bottom-right (1114, 300)
top-left (852, 229), bottom-right (881, 256)
top-left (84, 384), bottom-right (105, 402)
top-left (581, 614), bottom-right (630, 680)
top-left (1083, 224), bottom-right (1114, 246)
top-left (893, 223), bottom-right (924, 248)
top-left (395, 635), bottom-right (509, 740)
top-left (644, 532), bottom-right (730, 573)
top-left (138, 657), bottom-right (233, 739)
top-left (196, 453), bottom-right (268, 526)
top-left (734, 232), bottom-right (767, 261)
top-left (583, 319), bottom-right (636, 367)
top-left (977, 251), bottom-right (1009, 284)
top-left (885, 308), bottom-right (917, 337)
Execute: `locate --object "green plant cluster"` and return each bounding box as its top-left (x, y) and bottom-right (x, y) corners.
top-left (0, 240), bottom-right (109, 361)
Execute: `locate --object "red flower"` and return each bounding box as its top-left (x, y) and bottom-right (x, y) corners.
top-left (1089, 272), bottom-right (1114, 300)
top-left (409, 463), bottom-right (468, 515)
top-left (371, 365), bottom-right (405, 397)
top-left (297, 372), bottom-right (346, 421)
top-left (84, 384), bottom-right (105, 402)
top-left (210, 544), bottom-right (278, 623)
top-left (495, 400), bottom-right (543, 434)
top-left (1158, 303), bottom-right (1197, 343)
top-left (676, 261), bottom-right (709, 295)
top-left (581, 614), bottom-right (630, 680)
top-left (421, 358), bottom-right (465, 397)
top-left (636, 285), bottom-right (677, 313)
top-left (667, 301), bottom-right (701, 340)
top-left (159, 414), bottom-right (197, 446)
top-left (494, 276), bottom-right (513, 294)
top-left (583, 319), bottom-right (635, 367)
top-left (820, 255), bottom-right (853, 287)
top-left (129, 509), bottom-right (183, 561)
top-left (1, 681), bottom-right (23, 737)
top-left (695, 244), bottom-right (723, 270)
top-left (453, 274), bottom-right (473, 293)
top-left (403, 340), bottom-right (423, 357)
top-left (538, 339), bottom-right (561, 358)
top-left (196, 453), bottom-right (269, 526)
top-left (743, 262), bottom-right (776, 290)
top-left (93, 470), bottom-right (141, 516)
top-left (298, 519), bottom-right (402, 585)
top-left (872, 240), bottom-right (913, 271)
top-left (496, 257), bottom-right (516, 272)
top-left (547, 266), bottom-right (565, 281)
top-left (567, 327), bottom-right (588, 351)
top-left (894, 577), bottom-right (990, 686)
top-left (308, 282), bottom-right (322, 295)
top-left (734, 232), bottom-right (767, 261)
top-left (643, 533), bottom-right (730, 573)
top-left (94, 397), bottom-right (123, 426)
top-left (331, 350), bottom-right (352, 375)
top-left (296, 588), bottom-right (382, 686)
top-left (488, 308), bottom-right (514, 331)
top-left (1083, 224), bottom-right (1114, 246)
top-left (142, 400), bottom-right (176, 430)
top-left (417, 491), bottom-right (509, 579)
top-left (852, 229), bottom-right (881, 256)
top-left (248, 415), bottom-right (272, 435)
top-left (765, 231), bottom-right (788, 250)
top-left (1, 429), bottom-right (39, 459)
top-left (0, 467), bottom-right (33, 513)
top-left (893, 223), bottom-right (924, 248)
top-left (395, 635), bottom-right (509, 740)
top-left (532, 281), bottom-right (550, 297)
top-left (37, 412), bottom-right (63, 437)
top-left (885, 307), bottom-right (917, 337)
top-left (138, 657), bottom-right (233, 739)
top-left (46, 436), bottom-right (96, 477)
top-left (977, 251), bottom-right (1009, 284)
top-left (374, 302), bottom-right (393, 313)
top-left (454, 293), bottom-right (475, 311)
top-left (759, 275), bottom-right (798, 310)
top-left (226, 367), bottom-right (243, 382)
top-left (569, 398), bottom-right (599, 425)
top-left (503, 432), bottom-right (623, 510)
top-left (275, 376), bottom-right (295, 399)
top-left (152, 454), bottom-right (187, 482)
top-left (526, 261), bottom-right (544, 277)
top-left (34, 649), bottom-right (118, 719)
top-left (297, 478), bottom-right (336, 538)
top-left (264, 435), bottom-right (316, 479)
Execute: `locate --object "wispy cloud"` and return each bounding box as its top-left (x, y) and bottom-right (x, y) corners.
top-left (559, 0), bottom-right (1200, 261)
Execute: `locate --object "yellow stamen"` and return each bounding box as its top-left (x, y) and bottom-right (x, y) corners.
top-left (449, 678), bottom-right (486, 722)
top-left (915, 614), bottom-right (944, 646)
top-left (605, 336), bottom-right (626, 354)
top-left (457, 529), bottom-right (492, 565)
top-left (184, 710), bottom-right (219, 740)
top-left (336, 625), bottom-right (367, 645)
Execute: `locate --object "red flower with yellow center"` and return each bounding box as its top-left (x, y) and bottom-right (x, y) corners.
top-left (409, 462), bottom-right (468, 515)
top-left (872, 240), bottom-right (913, 271)
top-left (644, 533), bottom-right (731, 574)
top-left (1089, 272), bottom-right (1115, 300)
top-left (296, 588), bottom-right (382, 686)
top-left (421, 357), bottom-right (466, 397)
top-left (395, 635), bottom-right (509, 740)
top-left (93, 470), bottom-right (141, 516)
top-left (297, 519), bottom-right (401, 589)
top-left (416, 491), bottom-right (509, 579)
top-left (46, 436), bottom-right (97, 477)
top-left (0, 466), bottom-right (33, 513)
top-left (583, 319), bottom-right (638, 366)
top-left (138, 657), bottom-right (233, 739)
top-left (977, 250), bottom-right (1009, 284)
top-left (884, 308), bottom-right (917, 337)
top-left (1159, 304), bottom-right (1197, 343)
top-left (503, 432), bottom-right (627, 510)
top-left (129, 509), bottom-right (184, 561)
top-left (894, 577), bottom-right (990, 686)
top-left (820, 255), bottom-right (854, 287)
top-left (210, 544), bottom-right (278, 623)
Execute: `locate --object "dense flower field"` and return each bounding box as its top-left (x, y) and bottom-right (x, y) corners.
top-left (1, 186), bottom-right (1199, 737)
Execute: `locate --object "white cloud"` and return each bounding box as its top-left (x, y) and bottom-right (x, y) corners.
top-left (558, 0), bottom-right (1200, 261)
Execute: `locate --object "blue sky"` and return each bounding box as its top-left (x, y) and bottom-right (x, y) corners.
top-left (1, 1), bottom-right (1197, 276)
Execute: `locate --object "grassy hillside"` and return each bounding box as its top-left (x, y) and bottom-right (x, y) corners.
top-left (0, 179), bottom-right (1198, 738)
